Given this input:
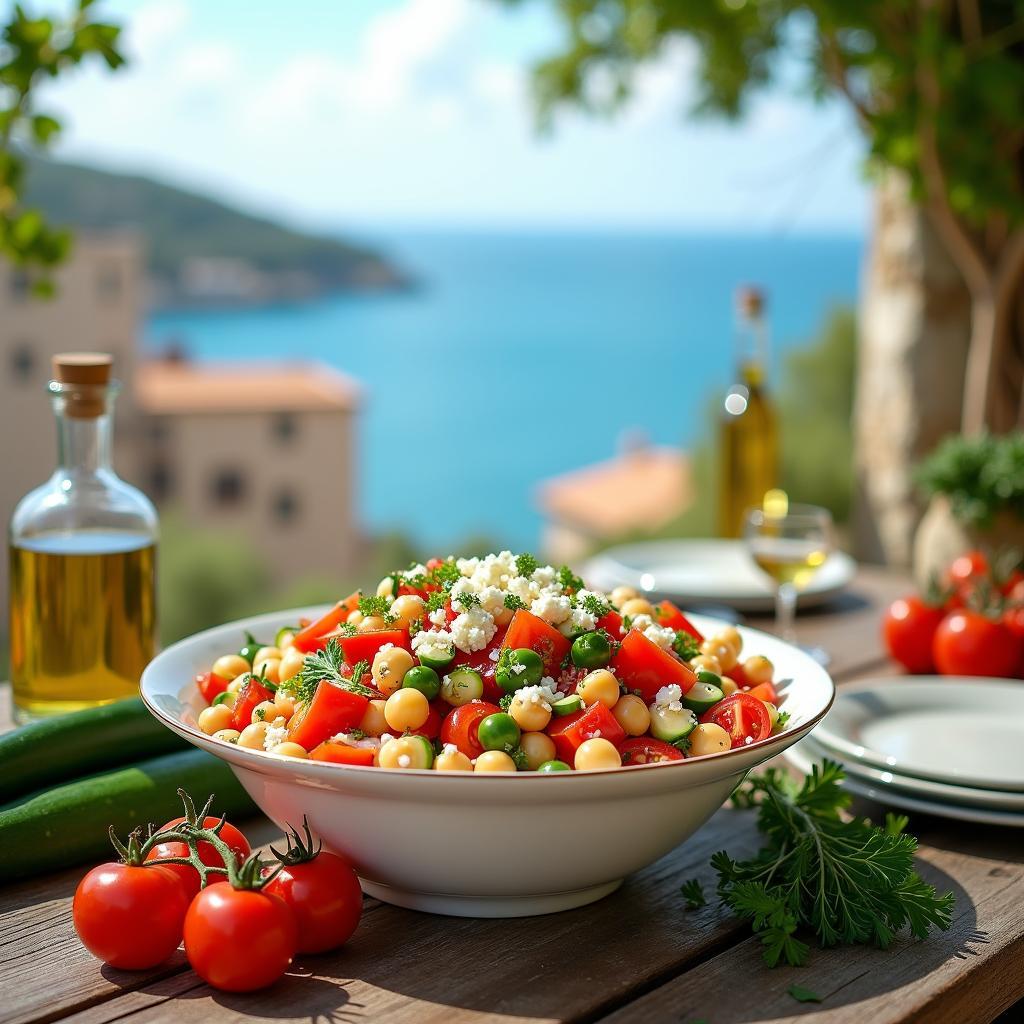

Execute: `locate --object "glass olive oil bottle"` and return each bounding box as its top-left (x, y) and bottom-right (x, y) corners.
top-left (718, 287), bottom-right (778, 538)
top-left (9, 354), bottom-right (158, 720)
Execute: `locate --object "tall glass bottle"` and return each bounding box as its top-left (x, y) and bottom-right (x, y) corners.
top-left (718, 287), bottom-right (778, 538)
top-left (9, 353), bottom-right (158, 720)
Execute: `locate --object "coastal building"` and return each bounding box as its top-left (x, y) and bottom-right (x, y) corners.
top-left (0, 235), bottom-right (362, 620)
top-left (536, 443), bottom-right (692, 563)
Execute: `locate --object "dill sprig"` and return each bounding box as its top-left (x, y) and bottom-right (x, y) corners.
top-left (293, 639), bottom-right (377, 704)
top-left (698, 760), bottom-right (955, 967)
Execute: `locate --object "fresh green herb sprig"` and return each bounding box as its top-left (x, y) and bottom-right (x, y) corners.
top-left (515, 553), bottom-right (539, 577)
top-left (357, 595), bottom-right (396, 624)
top-left (504, 593), bottom-right (527, 611)
top-left (425, 590), bottom-right (448, 614)
top-left (680, 878), bottom-right (707, 910)
top-left (558, 565), bottom-right (585, 592)
top-left (427, 560), bottom-right (462, 588)
top-left (293, 639), bottom-right (377, 704)
top-left (694, 761), bottom-right (954, 967)
top-left (673, 631), bottom-right (700, 662)
top-left (578, 592), bottom-right (611, 618)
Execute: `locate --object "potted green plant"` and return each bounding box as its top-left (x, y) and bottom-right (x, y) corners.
top-left (913, 433), bottom-right (1024, 586)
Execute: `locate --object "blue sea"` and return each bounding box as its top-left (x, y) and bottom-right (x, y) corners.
top-left (146, 230), bottom-right (863, 552)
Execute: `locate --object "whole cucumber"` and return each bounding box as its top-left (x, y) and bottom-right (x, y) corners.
top-left (0, 748), bottom-right (257, 881)
top-left (0, 698), bottom-right (190, 804)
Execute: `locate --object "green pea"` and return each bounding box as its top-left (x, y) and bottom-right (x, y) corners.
top-left (571, 631), bottom-right (612, 669)
top-left (238, 631), bottom-right (266, 665)
top-left (477, 712), bottom-right (521, 752)
top-left (402, 665), bottom-right (441, 701)
top-left (495, 648), bottom-right (544, 693)
top-left (538, 760), bottom-right (571, 773)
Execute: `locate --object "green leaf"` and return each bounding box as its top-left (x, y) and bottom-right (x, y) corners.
top-left (679, 878), bottom-right (706, 910)
top-left (788, 985), bottom-right (822, 1004)
top-left (30, 113), bottom-right (60, 144)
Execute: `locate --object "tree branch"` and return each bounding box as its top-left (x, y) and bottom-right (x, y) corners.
top-left (956, 0), bottom-right (983, 45)
top-left (818, 31), bottom-right (871, 129)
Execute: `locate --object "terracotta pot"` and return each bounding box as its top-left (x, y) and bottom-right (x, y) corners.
top-left (913, 494), bottom-right (1024, 590)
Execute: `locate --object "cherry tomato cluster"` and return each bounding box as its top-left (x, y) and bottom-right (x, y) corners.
top-left (72, 794), bottom-right (362, 992)
top-left (883, 550), bottom-right (1024, 678)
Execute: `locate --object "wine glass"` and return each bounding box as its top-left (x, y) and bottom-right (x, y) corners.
top-left (743, 500), bottom-right (833, 646)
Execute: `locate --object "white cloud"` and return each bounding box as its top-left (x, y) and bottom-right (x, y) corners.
top-left (124, 0), bottom-right (189, 62)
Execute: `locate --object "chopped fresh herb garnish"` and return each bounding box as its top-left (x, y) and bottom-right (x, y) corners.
top-left (673, 631), bottom-right (700, 662)
top-left (787, 986), bottom-right (822, 1004)
top-left (510, 746), bottom-right (529, 770)
top-left (680, 878), bottom-right (706, 910)
top-left (427, 560), bottom-right (462, 588)
top-left (504, 593), bottom-right (527, 611)
top-left (671, 734), bottom-right (691, 753)
top-left (347, 728), bottom-right (367, 740)
top-left (452, 590), bottom-right (480, 610)
top-left (775, 710), bottom-right (791, 729)
top-left (515, 552), bottom-right (539, 577)
top-left (254, 707), bottom-right (266, 721)
top-left (711, 760), bottom-right (955, 967)
top-left (499, 693), bottom-right (514, 712)
top-left (357, 595), bottom-right (396, 623)
top-left (349, 659), bottom-right (370, 684)
top-left (580, 592), bottom-right (611, 618)
top-left (558, 565), bottom-right (585, 592)
top-left (409, 618), bottom-right (423, 637)
top-left (425, 590), bottom-right (447, 614)
top-left (294, 639), bottom-right (377, 704)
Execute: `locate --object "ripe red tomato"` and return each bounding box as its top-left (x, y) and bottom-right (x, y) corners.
top-left (932, 610), bottom-right (1022, 678)
top-left (146, 816), bottom-right (251, 897)
top-left (73, 862), bottom-right (191, 969)
top-left (948, 551), bottom-right (989, 587)
top-left (882, 596), bottom-right (946, 673)
top-left (617, 737), bottom-right (684, 765)
top-left (440, 700), bottom-right (501, 758)
top-left (196, 671), bottom-right (227, 704)
top-left (700, 693), bottom-right (772, 749)
top-left (184, 884), bottom-right (297, 992)
top-left (264, 851), bottom-right (363, 954)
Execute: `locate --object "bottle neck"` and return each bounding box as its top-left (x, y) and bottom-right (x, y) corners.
top-left (736, 312), bottom-right (770, 389)
top-left (53, 399), bottom-right (114, 475)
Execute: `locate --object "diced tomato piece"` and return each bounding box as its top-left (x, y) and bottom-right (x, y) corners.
top-left (618, 736), bottom-right (684, 765)
top-left (596, 610), bottom-right (624, 639)
top-left (309, 740), bottom-right (375, 766)
top-left (501, 610), bottom-right (571, 677)
top-left (292, 592), bottom-right (361, 653)
top-left (287, 681), bottom-right (370, 751)
top-left (230, 675), bottom-right (275, 731)
top-left (653, 600), bottom-right (704, 642)
top-left (611, 629), bottom-right (697, 704)
top-left (546, 702), bottom-right (626, 764)
top-left (701, 693), bottom-right (772, 749)
top-left (197, 671), bottom-right (227, 704)
top-left (725, 662), bottom-right (750, 689)
top-left (746, 680), bottom-right (778, 705)
top-left (440, 700), bottom-right (501, 758)
top-left (337, 629), bottom-right (410, 666)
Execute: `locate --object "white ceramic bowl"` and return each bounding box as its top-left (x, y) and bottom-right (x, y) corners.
top-left (141, 609), bottom-right (834, 918)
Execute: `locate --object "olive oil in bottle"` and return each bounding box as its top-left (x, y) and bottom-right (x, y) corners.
top-left (718, 287), bottom-right (778, 538)
top-left (9, 354), bottom-right (158, 720)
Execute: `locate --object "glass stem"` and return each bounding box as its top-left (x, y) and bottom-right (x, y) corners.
top-left (776, 582), bottom-right (797, 643)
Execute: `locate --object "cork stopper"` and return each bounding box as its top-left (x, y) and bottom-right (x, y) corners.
top-left (51, 353), bottom-right (114, 418)
top-left (736, 285), bottom-right (765, 319)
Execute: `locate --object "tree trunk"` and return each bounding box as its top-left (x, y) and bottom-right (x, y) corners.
top-left (852, 170), bottom-right (971, 565)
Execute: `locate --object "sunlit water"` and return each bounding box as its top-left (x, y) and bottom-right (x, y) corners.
top-left (147, 229), bottom-right (862, 551)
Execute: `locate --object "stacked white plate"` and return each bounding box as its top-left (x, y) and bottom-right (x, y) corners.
top-left (785, 676), bottom-right (1024, 827)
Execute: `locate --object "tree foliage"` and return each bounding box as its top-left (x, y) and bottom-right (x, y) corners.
top-left (0, 0), bottom-right (125, 294)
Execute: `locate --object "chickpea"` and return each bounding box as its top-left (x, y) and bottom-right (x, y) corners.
top-left (763, 701), bottom-right (780, 729)
top-left (359, 699), bottom-right (389, 737)
top-left (378, 735), bottom-right (428, 769)
top-left (227, 673), bottom-right (248, 695)
top-left (574, 737), bottom-right (622, 771)
top-left (372, 646), bottom-right (415, 696)
top-left (612, 694), bottom-right (651, 737)
top-left (435, 745), bottom-right (473, 771)
top-left (277, 630), bottom-right (296, 651)
top-left (620, 597), bottom-right (655, 620)
top-left (198, 703), bottom-right (233, 735)
top-left (701, 638), bottom-right (737, 672)
top-left (212, 728), bottom-right (241, 744)
top-left (720, 677), bottom-right (739, 697)
top-left (509, 692), bottom-right (552, 732)
top-left (238, 722), bottom-right (270, 750)
top-left (577, 669), bottom-right (620, 710)
top-left (251, 700), bottom-right (279, 726)
top-left (377, 576), bottom-right (398, 598)
top-left (390, 594), bottom-right (426, 630)
top-left (520, 731), bottom-right (556, 770)
top-left (255, 658), bottom-right (282, 685)
top-left (474, 750), bottom-right (517, 772)
top-left (689, 722), bottom-right (730, 757)
top-left (359, 615), bottom-right (388, 633)
top-left (714, 626), bottom-right (743, 659)
top-left (690, 654), bottom-right (723, 676)
top-left (278, 646), bottom-right (304, 683)
top-left (384, 687), bottom-right (430, 732)
top-left (269, 742), bottom-right (308, 759)
top-left (272, 694), bottom-right (296, 721)
top-left (212, 654), bottom-right (250, 681)
top-left (253, 646), bottom-right (282, 668)
top-left (610, 585), bottom-right (638, 607)
top-left (743, 655), bottom-right (774, 685)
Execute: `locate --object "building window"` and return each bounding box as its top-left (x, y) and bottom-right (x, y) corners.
top-left (211, 469), bottom-right (245, 506)
top-left (272, 490), bottom-right (299, 525)
top-left (272, 413), bottom-right (297, 443)
top-left (96, 262), bottom-right (122, 303)
top-left (10, 343), bottom-right (35, 383)
top-left (9, 270), bottom-right (30, 302)
top-left (148, 462), bottom-right (173, 502)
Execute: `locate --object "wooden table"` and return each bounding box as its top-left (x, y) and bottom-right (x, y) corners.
top-left (3, 567), bottom-right (1023, 1024)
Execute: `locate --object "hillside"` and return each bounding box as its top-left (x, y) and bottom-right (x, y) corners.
top-left (23, 159), bottom-right (407, 307)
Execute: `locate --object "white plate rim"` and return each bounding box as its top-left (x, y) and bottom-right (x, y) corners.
top-left (813, 677), bottom-right (1024, 792)
top-left (785, 742), bottom-right (1024, 828)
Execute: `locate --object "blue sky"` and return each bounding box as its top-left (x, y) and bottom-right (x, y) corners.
top-left (33, 0), bottom-right (869, 233)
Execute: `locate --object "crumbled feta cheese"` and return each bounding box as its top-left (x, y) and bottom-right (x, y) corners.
top-left (442, 742), bottom-right (459, 757)
top-left (329, 731), bottom-right (380, 749)
top-left (263, 719), bottom-right (288, 750)
top-left (531, 565), bottom-right (558, 587)
top-left (643, 623), bottom-right (677, 652)
top-left (412, 628), bottom-right (455, 662)
top-left (511, 661), bottom-right (526, 675)
top-left (530, 591), bottom-right (572, 625)
top-left (450, 605), bottom-right (497, 652)
top-left (456, 556), bottom-right (480, 576)
top-left (380, 733), bottom-right (395, 744)
top-left (561, 603), bottom-right (598, 637)
top-left (514, 683), bottom-right (558, 710)
top-left (378, 642), bottom-right (394, 653)
top-left (506, 574), bottom-right (536, 605)
top-left (654, 684), bottom-right (684, 712)
top-left (407, 563), bottom-right (428, 578)
top-left (629, 613), bottom-right (654, 632)
top-left (428, 607), bottom-right (448, 627)
top-left (477, 585), bottom-right (506, 616)
top-left (488, 648), bottom-right (500, 662)
top-left (744, 735), bottom-right (753, 745)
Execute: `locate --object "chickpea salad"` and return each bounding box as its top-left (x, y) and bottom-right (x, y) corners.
top-left (192, 552), bottom-right (791, 772)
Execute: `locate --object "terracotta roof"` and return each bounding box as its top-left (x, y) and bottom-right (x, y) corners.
top-left (134, 360), bottom-right (360, 414)
top-left (537, 447), bottom-right (691, 536)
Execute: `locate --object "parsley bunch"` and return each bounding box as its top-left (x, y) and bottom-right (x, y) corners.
top-left (293, 639), bottom-right (377, 704)
top-left (685, 761), bottom-right (954, 967)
